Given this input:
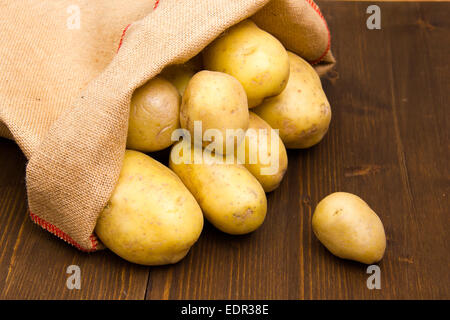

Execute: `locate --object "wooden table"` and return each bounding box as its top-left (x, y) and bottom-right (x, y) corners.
top-left (0, 1), bottom-right (448, 299)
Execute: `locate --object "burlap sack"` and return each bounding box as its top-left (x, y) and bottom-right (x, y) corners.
top-left (0, 0), bottom-right (334, 251)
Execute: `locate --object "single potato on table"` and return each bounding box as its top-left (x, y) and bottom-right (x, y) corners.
top-left (203, 19), bottom-right (290, 107)
top-left (169, 140), bottom-right (267, 235)
top-left (127, 76), bottom-right (180, 152)
top-left (95, 150), bottom-right (203, 266)
top-left (180, 70), bottom-right (249, 154)
top-left (253, 51), bottom-right (331, 149)
top-left (312, 192), bottom-right (386, 264)
top-left (237, 112), bottom-right (288, 192)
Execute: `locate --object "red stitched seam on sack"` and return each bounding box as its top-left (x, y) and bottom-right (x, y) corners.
top-left (117, 1), bottom-right (160, 52)
top-left (29, 211), bottom-right (98, 252)
top-left (117, 23), bottom-right (131, 52)
top-left (305, 0), bottom-right (331, 65)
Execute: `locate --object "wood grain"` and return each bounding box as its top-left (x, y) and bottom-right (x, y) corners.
top-left (0, 1), bottom-right (448, 300)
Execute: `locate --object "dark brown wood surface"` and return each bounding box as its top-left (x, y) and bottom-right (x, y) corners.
top-left (0, 1), bottom-right (448, 299)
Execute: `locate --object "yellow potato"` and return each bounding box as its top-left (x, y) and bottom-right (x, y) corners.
top-left (160, 55), bottom-right (203, 96)
top-left (180, 70), bottom-right (249, 154)
top-left (253, 51), bottom-right (331, 149)
top-left (169, 140), bottom-right (267, 235)
top-left (127, 76), bottom-right (180, 152)
top-left (203, 19), bottom-right (290, 107)
top-left (237, 112), bottom-right (288, 192)
top-left (95, 150), bottom-right (203, 266)
top-left (312, 192), bottom-right (386, 264)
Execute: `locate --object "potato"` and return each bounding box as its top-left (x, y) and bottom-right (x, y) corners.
top-left (312, 192), bottom-right (386, 264)
top-left (203, 19), bottom-right (290, 107)
top-left (95, 150), bottom-right (203, 266)
top-left (180, 70), bottom-right (249, 154)
top-left (160, 55), bottom-right (203, 96)
top-left (253, 51), bottom-right (331, 149)
top-left (169, 140), bottom-right (267, 235)
top-left (127, 76), bottom-right (180, 152)
top-left (237, 112), bottom-right (288, 192)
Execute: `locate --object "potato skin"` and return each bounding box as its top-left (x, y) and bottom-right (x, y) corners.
top-left (127, 77), bottom-right (180, 152)
top-left (160, 55), bottom-right (203, 96)
top-left (169, 140), bottom-right (267, 235)
top-left (238, 112), bottom-right (288, 192)
top-left (312, 192), bottom-right (386, 264)
top-left (180, 70), bottom-right (249, 153)
top-left (203, 20), bottom-right (290, 107)
top-left (95, 150), bottom-right (203, 266)
top-left (253, 51), bottom-right (331, 149)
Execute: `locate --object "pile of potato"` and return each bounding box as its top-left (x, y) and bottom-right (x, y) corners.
top-left (95, 20), bottom-right (386, 266)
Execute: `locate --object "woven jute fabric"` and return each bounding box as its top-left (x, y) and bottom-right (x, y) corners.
top-left (0, 0), bottom-right (334, 251)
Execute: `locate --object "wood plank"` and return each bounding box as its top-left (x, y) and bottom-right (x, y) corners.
top-left (0, 139), bottom-right (149, 299)
top-left (387, 2), bottom-right (450, 298)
